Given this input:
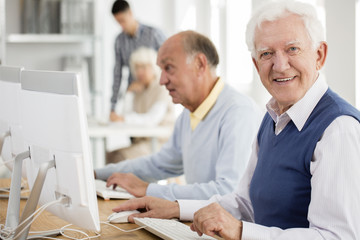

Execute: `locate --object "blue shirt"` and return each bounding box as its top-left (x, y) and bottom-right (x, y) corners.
top-left (96, 84), bottom-right (262, 201)
top-left (111, 23), bottom-right (166, 111)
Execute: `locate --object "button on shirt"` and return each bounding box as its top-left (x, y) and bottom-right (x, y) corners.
top-left (178, 74), bottom-right (360, 239)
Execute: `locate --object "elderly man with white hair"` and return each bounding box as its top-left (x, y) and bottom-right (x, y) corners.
top-left (113, 1), bottom-right (360, 239)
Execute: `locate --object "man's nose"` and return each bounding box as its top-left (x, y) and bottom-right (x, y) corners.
top-left (272, 52), bottom-right (290, 73)
top-left (159, 71), bottom-right (167, 85)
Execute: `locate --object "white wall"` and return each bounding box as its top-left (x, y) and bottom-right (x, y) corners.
top-left (325, 0), bottom-right (357, 106)
top-left (3, 0), bottom-right (358, 115)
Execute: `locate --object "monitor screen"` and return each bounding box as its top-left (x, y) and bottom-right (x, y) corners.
top-left (20, 69), bottom-right (100, 233)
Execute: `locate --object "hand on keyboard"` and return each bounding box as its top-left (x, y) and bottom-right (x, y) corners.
top-left (106, 172), bottom-right (149, 197)
top-left (134, 218), bottom-right (216, 240)
top-left (112, 196), bottom-right (180, 223)
top-left (192, 202), bottom-right (243, 240)
top-left (95, 179), bottom-right (134, 200)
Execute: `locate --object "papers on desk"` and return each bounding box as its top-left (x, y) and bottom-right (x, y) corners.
top-left (95, 179), bottom-right (134, 200)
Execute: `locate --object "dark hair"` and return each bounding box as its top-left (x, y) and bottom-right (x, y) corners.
top-left (111, 0), bottom-right (130, 15)
top-left (181, 31), bottom-right (219, 69)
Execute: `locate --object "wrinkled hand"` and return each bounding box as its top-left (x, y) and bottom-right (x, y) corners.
top-left (112, 196), bottom-right (180, 223)
top-left (109, 111), bottom-right (124, 122)
top-left (191, 203), bottom-right (243, 240)
top-left (106, 172), bottom-right (149, 197)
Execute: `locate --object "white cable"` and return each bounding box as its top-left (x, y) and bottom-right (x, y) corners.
top-left (33, 236), bottom-right (59, 240)
top-left (101, 221), bottom-right (146, 233)
top-left (0, 224), bottom-right (13, 238)
top-left (0, 158), bottom-right (14, 168)
top-left (0, 199), bottom-right (59, 239)
top-left (29, 224), bottom-right (101, 240)
top-left (27, 221), bottom-right (145, 240)
top-left (2, 210), bottom-right (146, 240)
top-left (17, 198), bottom-right (62, 231)
top-left (60, 224), bottom-right (91, 240)
top-left (7, 198), bottom-right (64, 240)
top-left (0, 188), bottom-right (10, 193)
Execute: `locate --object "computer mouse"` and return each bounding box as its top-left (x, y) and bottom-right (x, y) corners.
top-left (107, 210), bottom-right (140, 223)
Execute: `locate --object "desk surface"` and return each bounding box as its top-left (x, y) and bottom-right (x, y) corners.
top-left (0, 179), bottom-right (161, 239)
top-left (88, 122), bottom-right (173, 139)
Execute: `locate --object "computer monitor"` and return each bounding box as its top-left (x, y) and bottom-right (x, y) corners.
top-left (15, 69), bottom-right (100, 239)
top-left (0, 66), bottom-right (30, 231)
top-left (0, 65), bottom-right (27, 170)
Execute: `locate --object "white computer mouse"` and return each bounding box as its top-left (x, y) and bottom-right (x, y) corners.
top-left (107, 210), bottom-right (140, 223)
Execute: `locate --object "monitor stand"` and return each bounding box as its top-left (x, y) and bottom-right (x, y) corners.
top-left (5, 150), bottom-right (30, 229)
top-left (14, 159), bottom-right (59, 240)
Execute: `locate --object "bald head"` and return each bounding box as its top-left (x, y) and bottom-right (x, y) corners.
top-left (157, 31), bottom-right (220, 112)
top-left (160, 31), bottom-right (219, 70)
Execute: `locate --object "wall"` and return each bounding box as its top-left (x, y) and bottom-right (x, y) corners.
top-left (325, 0), bottom-right (357, 106)
top-left (4, 0), bottom-right (359, 115)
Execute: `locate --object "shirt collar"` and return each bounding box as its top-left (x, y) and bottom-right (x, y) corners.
top-left (191, 78), bottom-right (224, 121)
top-left (266, 73), bottom-right (328, 131)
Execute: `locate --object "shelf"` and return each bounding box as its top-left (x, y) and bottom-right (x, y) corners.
top-left (6, 34), bottom-right (97, 43)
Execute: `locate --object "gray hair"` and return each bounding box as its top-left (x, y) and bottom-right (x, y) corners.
top-left (245, 0), bottom-right (325, 58)
top-left (180, 30), bottom-right (219, 70)
top-left (129, 47), bottom-right (160, 80)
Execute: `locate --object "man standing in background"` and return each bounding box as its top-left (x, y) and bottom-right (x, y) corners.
top-left (110, 0), bottom-right (166, 121)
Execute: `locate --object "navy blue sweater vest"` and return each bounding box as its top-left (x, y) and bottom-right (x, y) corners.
top-left (249, 88), bottom-right (360, 229)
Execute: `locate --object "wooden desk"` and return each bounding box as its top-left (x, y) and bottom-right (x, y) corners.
top-left (0, 179), bottom-right (160, 239)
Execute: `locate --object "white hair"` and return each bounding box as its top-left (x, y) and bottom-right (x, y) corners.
top-left (245, 0), bottom-right (325, 58)
top-left (129, 47), bottom-right (160, 80)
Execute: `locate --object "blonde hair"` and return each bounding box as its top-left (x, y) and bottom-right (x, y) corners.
top-left (129, 47), bottom-right (160, 81)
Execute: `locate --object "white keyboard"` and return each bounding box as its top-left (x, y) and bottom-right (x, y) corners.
top-left (134, 217), bottom-right (216, 240)
top-left (95, 179), bottom-right (134, 200)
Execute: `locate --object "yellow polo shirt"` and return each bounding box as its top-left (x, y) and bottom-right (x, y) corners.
top-left (190, 78), bottom-right (225, 131)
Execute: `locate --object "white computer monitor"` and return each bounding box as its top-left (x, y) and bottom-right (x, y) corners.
top-left (0, 66), bottom-right (30, 232)
top-left (17, 69), bottom-right (100, 239)
top-left (0, 65), bottom-right (27, 170)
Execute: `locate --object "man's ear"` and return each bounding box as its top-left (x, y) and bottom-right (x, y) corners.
top-left (316, 41), bottom-right (328, 71)
top-left (195, 53), bottom-right (208, 76)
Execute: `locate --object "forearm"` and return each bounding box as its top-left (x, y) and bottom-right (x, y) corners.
top-left (95, 147), bottom-right (183, 182)
top-left (241, 223), bottom-right (321, 240)
top-left (111, 48), bottom-right (123, 111)
top-left (146, 177), bottom-right (236, 202)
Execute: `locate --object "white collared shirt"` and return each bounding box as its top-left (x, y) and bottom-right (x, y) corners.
top-left (178, 74), bottom-right (360, 239)
top-left (266, 74), bottom-right (328, 135)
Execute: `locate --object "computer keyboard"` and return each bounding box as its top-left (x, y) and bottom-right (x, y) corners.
top-left (95, 179), bottom-right (134, 200)
top-left (134, 217), bottom-right (217, 240)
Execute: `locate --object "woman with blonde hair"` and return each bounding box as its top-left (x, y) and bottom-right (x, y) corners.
top-left (108, 47), bottom-right (174, 163)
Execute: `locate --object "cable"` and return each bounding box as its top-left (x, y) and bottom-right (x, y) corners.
top-left (29, 224), bottom-right (101, 240)
top-left (2, 207), bottom-right (146, 240)
top-left (0, 197), bottom-right (65, 240)
top-left (60, 224), bottom-right (101, 240)
top-left (101, 221), bottom-right (146, 233)
top-left (15, 198), bottom-right (66, 238)
top-left (0, 224), bottom-right (13, 239)
top-left (0, 158), bottom-right (15, 168)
